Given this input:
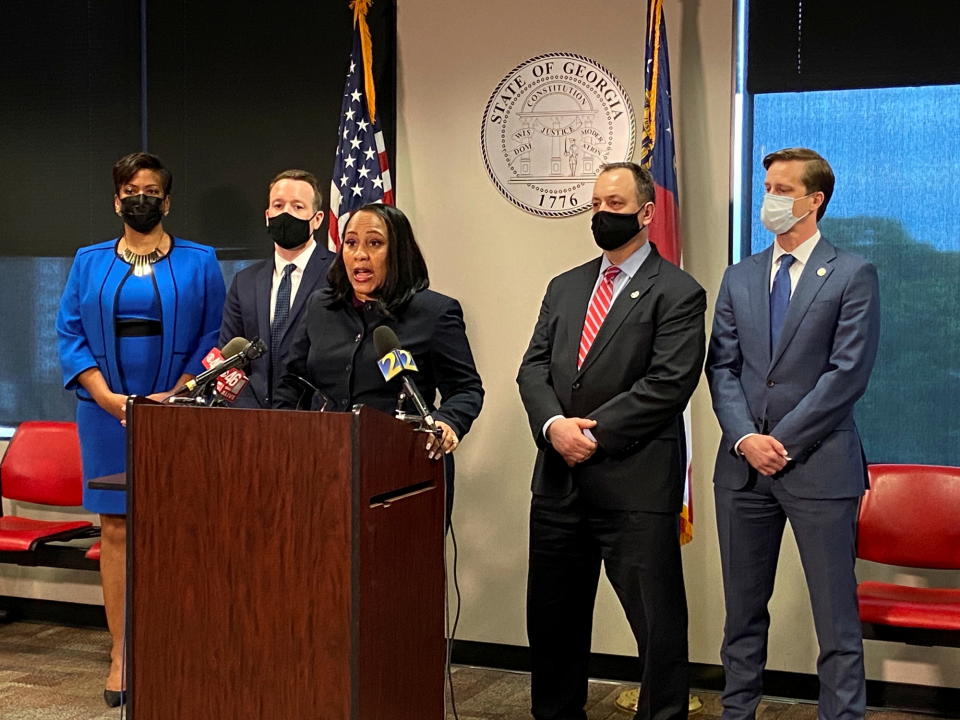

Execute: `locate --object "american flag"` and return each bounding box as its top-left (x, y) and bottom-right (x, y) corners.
top-left (642, 0), bottom-right (694, 545)
top-left (328, 7), bottom-right (394, 251)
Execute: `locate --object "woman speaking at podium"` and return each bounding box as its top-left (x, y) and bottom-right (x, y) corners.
top-left (273, 203), bottom-right (483, 466)
top-left (56, 152), bottom-right (224, 706)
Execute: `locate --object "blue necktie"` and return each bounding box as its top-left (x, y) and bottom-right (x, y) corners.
top-left (769, 254), bottom-right (795, 351)
top-left (271, 263), bottom-right (297, 366)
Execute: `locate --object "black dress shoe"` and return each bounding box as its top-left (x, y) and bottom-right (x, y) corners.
top-left (104, 689), bottom-right (126, 707)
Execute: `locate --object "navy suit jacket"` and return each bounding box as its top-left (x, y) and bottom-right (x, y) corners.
top-left (219, 244), bottom-right (334, 408)
top-left (706, 237), bottom-right (881, 499)
top-left (272, 288), bottom-right (484, 440)
top-left (517, 244), bottom-right (706, 511)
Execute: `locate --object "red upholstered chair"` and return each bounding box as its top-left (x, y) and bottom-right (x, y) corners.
top-left (0, 421), bottom-right (100, 568)
top-left (85, 541), bottom-right (101, 561)
top-left (857, 464), bottom-right (960, 647)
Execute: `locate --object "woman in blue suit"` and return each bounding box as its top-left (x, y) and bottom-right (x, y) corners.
top-left (57, 152), bottom-right (225, 707)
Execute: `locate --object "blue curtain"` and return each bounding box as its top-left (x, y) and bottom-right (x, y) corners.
top-left (750, 85), bottom-right (960, 465)
top-left (0, 257), bottom-right (254, 426)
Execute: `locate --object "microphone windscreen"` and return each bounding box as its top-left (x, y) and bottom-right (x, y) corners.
top-left (221, 336), bottom-right (250, 356)
top-left (373, 326), bottom-right (401, 357)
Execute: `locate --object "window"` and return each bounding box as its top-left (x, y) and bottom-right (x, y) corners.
top-left (734, 1), bottom-right (960, 465)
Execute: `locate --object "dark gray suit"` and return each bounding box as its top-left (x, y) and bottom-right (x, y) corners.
top-left (518, 244), bottom-right (705, 720)
top-left (219, 245), bottom-right (334, 408)
top-left (706, 237), bottom-right (880, 720)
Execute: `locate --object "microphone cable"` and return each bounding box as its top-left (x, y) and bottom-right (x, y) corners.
top-left (444, 472), bottom-right (462, 720)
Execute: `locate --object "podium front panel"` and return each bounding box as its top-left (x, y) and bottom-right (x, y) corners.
top-left (128, 405), bottom-right (354, 719)
top-left (126, 402), bottom-right (447, 719)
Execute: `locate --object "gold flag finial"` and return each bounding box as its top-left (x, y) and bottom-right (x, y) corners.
top-left (350, 0), bottom-right (377, 123)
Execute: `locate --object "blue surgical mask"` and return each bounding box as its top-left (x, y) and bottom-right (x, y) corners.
top-left (760, 192), bottom-right (812, 235)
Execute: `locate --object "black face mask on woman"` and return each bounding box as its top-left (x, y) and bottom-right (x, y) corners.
top-left (591, 210), bottom-right (642, 251)
top-left (119, 194), bottom-right (164, 233)
top-left (267, 212), bottom-right (313, 250)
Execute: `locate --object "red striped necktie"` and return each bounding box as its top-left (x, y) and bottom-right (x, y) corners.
top-left (578, 265), bottom-right (621, 369)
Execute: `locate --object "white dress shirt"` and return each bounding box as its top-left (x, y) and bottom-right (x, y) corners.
top-left (543, 241), bottom-right (653, 443)
top-left (269, 240), bottom-right (317, 323)
top-left (770, 230), bottom-right (820, 296)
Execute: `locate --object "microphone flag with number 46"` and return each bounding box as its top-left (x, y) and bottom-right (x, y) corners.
top-left (201, 346), bottom-right (249, 403)
top-left (642, 0), bottom-right (694, 545)
top-left (328, 0), bottom-right (394, 251)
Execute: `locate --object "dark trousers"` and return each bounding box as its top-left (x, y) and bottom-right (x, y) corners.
top-left (527, 488), bottom-right (689, 720)
top-left (715, 475), bottom-right (864, 720)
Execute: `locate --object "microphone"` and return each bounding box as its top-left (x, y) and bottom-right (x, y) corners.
top-left (372, 326), bottom-right (437, 431)
top-left (201, 346), bottom-right (250, 403)
top-left (175, 337), bottom-right (267, 398)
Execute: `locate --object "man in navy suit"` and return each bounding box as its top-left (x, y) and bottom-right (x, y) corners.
top-left (707, 148), bottom-right (880, 720)
top-left (518, 162), bottom-right (705, 720)
top-left (220, 169), bottom-right (335, 408)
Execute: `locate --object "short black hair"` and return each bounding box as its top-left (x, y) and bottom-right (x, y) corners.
top-left (599, 161), bottom-right (655, 205)
top-left (327, 204), bottom-right (430, 313)
top-left (113, 152), bottom-right (172, 195)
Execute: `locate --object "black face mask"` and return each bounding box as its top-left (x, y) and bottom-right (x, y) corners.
top-left (119, 194), bottom-right (164, 234)
top-left (267, 212), bottom-right (313, 250)
top-left (591, 210), bottom-right (641, 251)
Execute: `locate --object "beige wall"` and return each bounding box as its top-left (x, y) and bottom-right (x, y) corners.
top-left (395, 0), bottom-right (960, 688)
top-left (4, 0), bottom-right (957, 691)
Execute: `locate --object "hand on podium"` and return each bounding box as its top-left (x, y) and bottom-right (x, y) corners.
top-left (425, 421), bottom-right (459, 460)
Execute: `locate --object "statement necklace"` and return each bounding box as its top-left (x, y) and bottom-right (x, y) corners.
top-left (119, 237), bottom-right (165, 277)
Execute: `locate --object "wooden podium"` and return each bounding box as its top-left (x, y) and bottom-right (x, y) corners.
top-left (125, 399), bottom-right (446, 719)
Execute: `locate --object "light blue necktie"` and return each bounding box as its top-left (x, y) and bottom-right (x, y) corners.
top-left (769, 254), bottom-right (795, 351)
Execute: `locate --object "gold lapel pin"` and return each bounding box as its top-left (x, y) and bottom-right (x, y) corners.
top-left (630, 290), bottom-right (640, 299)
top-left (817, 267), bottom-right (827, 277)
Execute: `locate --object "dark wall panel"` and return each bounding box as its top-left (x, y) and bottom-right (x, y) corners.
top-left (0, 1), bottom-right (141, 256)
top-left (146, 0), bottom-right (396, 259)
top-left (749, 0), bottom-right (960, 93)
top-left (0, 0), bottom-right (396, 260)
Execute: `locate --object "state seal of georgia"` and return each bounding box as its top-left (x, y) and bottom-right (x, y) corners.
top-left (480, 52), bottom-right (636, 218)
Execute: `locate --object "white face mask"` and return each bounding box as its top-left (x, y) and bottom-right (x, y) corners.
top-left (760, 192), bottom-right (813, 235)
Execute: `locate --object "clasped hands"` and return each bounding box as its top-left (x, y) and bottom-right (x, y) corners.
top-left (738, 434), bottom-right (790, 476)
top-left (95, 390), bottom-right (179, 427)
top-left (547, 416), bottom-right (597, 467)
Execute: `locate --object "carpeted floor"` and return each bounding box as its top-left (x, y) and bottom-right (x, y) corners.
top-left (0, 621), bottom-right (939, 720)
top-left (0, 622), bottom-right (118, 720)
top-left (447, 666), bottom-right (933, 720)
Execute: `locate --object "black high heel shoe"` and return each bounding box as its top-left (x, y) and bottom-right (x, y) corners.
top-left (103, 689), bottom-right (126, 707)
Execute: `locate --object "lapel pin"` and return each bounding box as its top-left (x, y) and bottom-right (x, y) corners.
top-left (630, 290), bottom-right (640, 299)
top-left (817, 267), bottom-right (827, 277)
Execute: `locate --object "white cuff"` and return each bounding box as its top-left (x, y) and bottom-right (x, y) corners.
top-left (542, 415), bottom-right (564, 441)
top-left (734, 433), bottom-right (757, 455)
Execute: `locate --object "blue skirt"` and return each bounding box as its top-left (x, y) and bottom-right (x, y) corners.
top-left (78, 334), bottom-right (161, 516)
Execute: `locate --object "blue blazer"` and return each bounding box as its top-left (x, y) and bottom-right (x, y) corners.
top-left (58, 237), bottom-right (226, 397)
top-left (706, 237), bottom-right (881, 499)
top-left (219, 245), bottom-right (334, 408)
